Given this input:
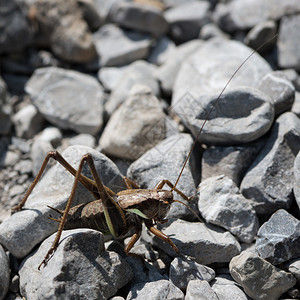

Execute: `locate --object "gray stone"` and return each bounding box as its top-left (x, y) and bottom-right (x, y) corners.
top-left (169, 257), bottom-right (215, 291)
top-left (127, 133), bottom-right (201, 219)
top-left (19, 229), bottom-right (132, 300)
top-left (93, 24), bottom-right (152, 67)
top-left (143, 219), bottom-right (241, 265)
top-left (155, 39), bottom-right (203, 95)
top-left (78, 0), bottom-right (104, 31)
top-left (12, 104), bottom-right (44, 139)
top-left (292, 92), bottom-right (300, 117)
top-left (185, 280), bottom-right (219, 300)
top-left (147, 37), bottom-right (176, 66)
top-left (0, 145), bottom-right (126, 258)
top-left (69, 133), bottom-right (96, 148)
top-left (255, 209), bottom-right (300, 265)
top-left (244, 20), bottom-right (277, 52)
top-left (38, 127), bottom-right (63, 148)
top-left (201, 142), bottom-right (262, 186)
top-left (164, 0), bottom-right (210, 43)
top-left (126, 280), bottom-right (184, 300)
top-left (258, 71), bottom-right (295, 116)
top-left (198, 175), bottom-right (259, 243)
top-left (0, 245), bottom-right (9, 300)
top-left (214, 0), bottom-right (300, 32)
top-left (109, 1), bottom-right (168, 36)
top-left (278, 14), bottom-right (300, 71)
top-left (0, 0), bottom-right (33, 53)
top-left (230, 251), bottom-right (297, 300)
top-left (199, 23), bottom-right (229, 40)
top-left (278, 69), bottom-right (300, 92)
top-left (93, 0), bottom-right (118, 22)
top-left (100, 85), bottom-right (167, 160)
top-left (0, 104), bottom-right (12, 135)
top-left (105, 60), bottom-right (159, 116)
top-left (26, 67), bottom-right (105, 135)
top-left (286, 258), bottom-right (300, 283)
top-left (294, 152), bottom-right (300, 209)
top-left (31, 0), bottom-right (96, 63)
top-left (240, 112), bottom-right (300, 214)
top-left (172, 39), bottom-right (273, 145)
top-left (211, 275), bottom-right (250, 300)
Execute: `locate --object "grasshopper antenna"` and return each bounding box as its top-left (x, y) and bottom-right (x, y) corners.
top-left (172, 34), bottom-right (278, 191)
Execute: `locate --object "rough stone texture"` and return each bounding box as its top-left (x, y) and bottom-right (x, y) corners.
top-left (292, 92), bottom-right (300, 117)
top-left (286, 258), bottom-right (300, 283)
top-left (100, 85), bottom-right (167, 160)
top-left (0, 0), bottom-right (33, 54)
top-left (109, 1), bottom-right (168, 36)
top-left (93, 24), bottom-right (152, 67)
top-left (12, 104), bottom-right (44, 139)
top-left (230, 251), bottom-right (297, 300)
top-left (278, 14), bottom-right (300, 71)
top-left (172, 39), bottom-right (273, 145)
top-left (294, 152), bottom-right (300, 209)
top-left (19, 229), bottom-right (132, 300)
top-left (240, 112), bottom-right (300, 214)
top-left (105, 60), bottom-right (159, 116)
top-left (26, 67), bottom-right (105, 135)
top-left (258, 71), bottom-right (295, 116)
top-left (201, 142), bottom-right (263, 186)
top-left (127, 133), bottom-right (201, 219)
top-left (164, 0), bottom-right (211, 43)
top-left (255, 209), bottom-right (300, 265)
top-left (244, 20), bottom-right (277, 52)
top-left (214, 0), bottom-right (300, 32)
top-left (199, 22), bottom-right (229, 40)
top-left (143, 219), bottom-right (241, 265)
top-left (31, 0), bottom-right (96, 63)
top-left (155, 39), bottom-right (203, 95)
top-left (0, 145), bottom-right (126, 258)
top-left (198, 175), bottom-right (259, 243)
top-left (37, 127), bottom-right (62, 147)
top-left (0, 244), bottom-right (9, 300)
top-left (68, 133), bottom-right (96, 148)
top-left (211, 275), bottom-right (250, 300)
top-left (126, 280), bottom-right (184, 300)
top-left (185, 280), bottom-right (219, 300)
top-left (169, 257), bottom-right (215, 291)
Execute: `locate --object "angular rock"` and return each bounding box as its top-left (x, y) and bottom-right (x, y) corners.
top-left (147, 37), bottom-right (176, 66)
top-left (198, 175), bottom-right (259, 243)
top-left (127, 133), bottom-right (201, 219)
top-left (255, 209), bottom-right (300, 265)
top-left (19, 229), bottom-right (132, 299)
top-left (294, 152), bottom-right (300, 209)
top-left (230, 251), bottom-right (296, 300)
top-left (278, 14), bottom-right (300, 71)
top-left (0, 245), bottom-right (9, 300)
top-left (126, 280), bottom-right (184, 300)
top-left (258, 71), bottom-right (295, 115)
top-left (201, 142), bottom-right (263, 186)
top-left (143, 219), bottom-right (241, 265)
top-left (12, 104), bottom-right (44, 139)
top-left (185, 280), bottom-right (219, 300)
top-left (109, 1), bottom-right (168, 36)
top-left (68, 133), bottom-right (96, 148)
top-left (78, 0), bottom-right (104, 31)
top-left (155, 39), bottom-right (203, 95)
top-left (100, 85), bottom-right (167, 160)
top-left (26, 67), bottom-right (105, 135)
top-left (172, 39), bottom-right (273, 145)
top-left (214, 0), bottom-right (300, 32)
top-left (93, 24), bottom-right (152, 67)
top-left (240, 112), bottom-right (300, 214)
top-left (38, 127), bottom-right (63, 147)
top-left (286, 258), bottom-right (300, 283)
top-left (292, 91), bottom-right (300, 117)
top-left (211, 275), bottom-right (250, 300)
top-left (31, 0), bottom-right (96, 63)
top-left (105, 60), bottom-right (159, 116)
top-left (244, 20), bottom-right (277, 52)
top-left (169, 257), bottom-right (215, 291)
top-left (0, 145), bottom-right (126, 258)
top-left (0, 0), bottom-right (33, 53)
top-left (199, 22), bottom-right (229, 40)
top-left (164, 0), bottom-right (211, 43)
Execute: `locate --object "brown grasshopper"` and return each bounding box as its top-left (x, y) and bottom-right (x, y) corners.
top-left (12, 36), bottom-right (276, 270)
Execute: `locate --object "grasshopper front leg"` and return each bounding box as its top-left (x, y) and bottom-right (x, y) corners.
top-left (155, 179), bottom-right (192, 201)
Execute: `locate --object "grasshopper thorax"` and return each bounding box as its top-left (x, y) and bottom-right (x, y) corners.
top-left (115, 189), bottom-right (174, 222)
